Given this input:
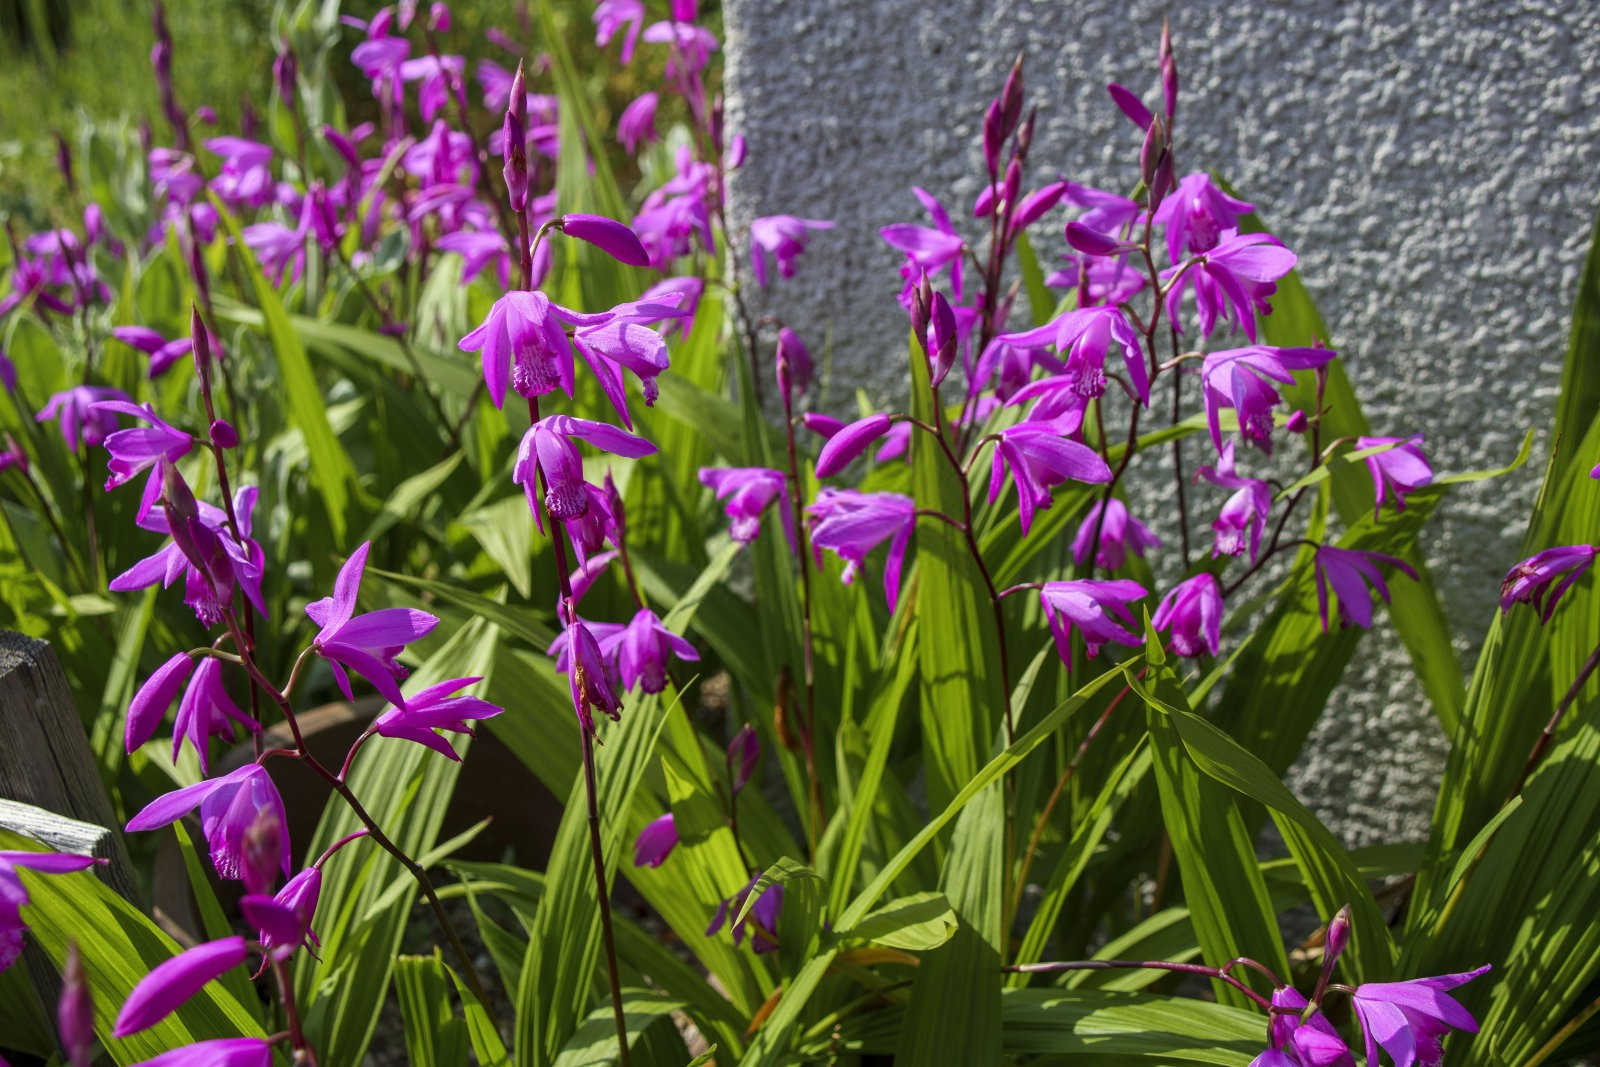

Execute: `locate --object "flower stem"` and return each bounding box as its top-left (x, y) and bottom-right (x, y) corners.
top-left (780, 398), bottom-right (825, 858)
top-left (581, 727), bottom-right (632, 1067)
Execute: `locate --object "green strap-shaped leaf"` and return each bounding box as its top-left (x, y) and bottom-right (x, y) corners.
top-left (1133, 635), bottom-right (1291, 1007)
top-left (4, 831), bottom-right (267, 1065)
top-left (395, 953), bottom-right (471, 1067)
top-left (209, 199), bottom-right (360, 539)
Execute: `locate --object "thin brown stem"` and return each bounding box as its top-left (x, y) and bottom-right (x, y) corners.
top-left (781, 399), bottom-right (825, 857)
top-left (582, 728), bottom-right (632, 1067)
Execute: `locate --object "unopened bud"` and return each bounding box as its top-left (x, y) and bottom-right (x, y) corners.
top-left (274, 44), bottom-right (298, 111)
top-left (1066, 221), bottom-right (1132, 258)
top-left (909, 274), bottom-right (933, 348)
top-left (428, 1), bottom-right (451, 32)
top-left (502, 63), bottom-right (529, 213)
top-left (54, 132), bottom-right (74, 194)
top-left (1159, 20), bottom-right (1178, 125)
top-left (1286, 409), bottom-right (1308, 434)
top-left (671, 0), bottom-right (698, 21)
top-left (1013, 107), bottom-right (1038, 164)
top-left (927, 290), bottom-right (958, 389)
top-left (58, 941), bottom-right (93, 1067)
top-left (775, 326), bottom-right (812, 404)
top-left (190, 305), bottom-right (212, 383)
top-left (981, 98), bottom-right (1005, 178)
top-left (1140, 116), bottom-right (1167, 187)
top-left (728, 723), bottom-right (759, 794)
top-left (209, 418), bottom-right (238, 449)
top-left (1001, 158), bottom-right (1022, 215)
top-left (998, 53), bottom-right (1025, 144)
top-left (1323, 905), bottom-right (1351, 970)
top-left (1149, 147), bottom-right (1175, 212)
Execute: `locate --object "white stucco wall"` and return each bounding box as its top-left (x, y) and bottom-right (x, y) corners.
top-left (722, 0), bottom-right (1600, 844)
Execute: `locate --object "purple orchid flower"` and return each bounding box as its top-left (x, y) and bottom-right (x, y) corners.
top-left (513, 415), bottom-right (657, 527)
top-left (435, 230), bottom-right (511, 289)
top-left (400, 54), bottom-right (467, 122)
top-left (988, 424), bottom-right (1113, 535)
top-left (641, 19), bottom-right (719, 78)
top-left (59, 941), bottom-right (93, 1067)
top-left (112, 326), bottom-right (195, 379)
top-left (1064, 182), bottom-right (1142, 236)
top-left (1038, 580), bottom-right (1148, 663)
top-left (372, 675), bottom-right (502, 759)
top-left (1152, 573), bottom-right (1224, 658)
top-left (133, 1038), bottom-right (272, 1067)
top-left (633, 813), bottom-right (678, 868)
top-left (307, 541), bottom-right (439, 709)
top-left (1, 851), bottom-right (103, 972)
top-left (165, 658), bottom-right (259, 773)
top-left (458, 290), bottom-right (612, 409)
top-left (1200, 346), bottom-right (1336, 455)
top-left (112, 482), bottom-right (267, 625)
top-left (115, 936), bottom-right (249, 1037)
top-left (808, 489), bottom-right (916, 613)
top-left (563, 619), bottom-right (624, 734)
top-left (699, 467), bottom-right (796, 552)
top-left (1153, 173), bottom-right (1254, 263)
top-left (126, 764), bottom-right (290, 884)
top-left (35, 386), bottom-right (131, 452)
top-left (1253, 986), bottom-right (1354, 1067)
top-left (1357, 435), bottom-right (1433, 516)
top-left (749, 215), bottom-right (834, 288)
top-left (1164, 230), bottom-right (1297, 341)
top-left (618, 91), bottom-right (659, 153)
top-left (1313, 546), bottom-right (1419, 632)
top-left (881, 188), bottom-right (966, 303)
top-left (617, 609), bottom-right (699, 694)
top-left (1350, 965), bottom-right (1491, 1067)
top-left (633, 147), bottom-right (716, 268)
top-left (92, 400), bottom-right (193, 491)
top-left (573, 320), bottom-right (672, 421)
top-left (240, 866), bottom-right (322, 963)
top-left (775, 327), bottom-right (813, 399)
top-left (1071, 498), bottom-right (1161, 571)
top-left (1500, 545), bottom-right (1598, 621)
top-left (204, 138), bottom-right (274, 209)
top-left (998, 305), bottom-right (1149, 408)
top-left (1196, 441), bottom-right (1272, 561)
top-left (708, 872), bottom-right (783, 954)
top-left (594, 0), bottom-right (645, 64)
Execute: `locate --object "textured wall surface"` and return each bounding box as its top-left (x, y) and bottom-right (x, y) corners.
top-left (722, 0), bottom-right (1600, 845)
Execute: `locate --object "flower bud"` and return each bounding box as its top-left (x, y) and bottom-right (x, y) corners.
top-left (909, 274), bottom-right (932, 347)
top-left (1066, 221), bottom-right (1133, 258)
top-left (981, 98), bottom-right (1005, 178)
top-left (190, 305), bottom-right (213, 385)
top-left (728, 724), bottom-right (759, 794)
top-left (1159, 19), bottom-right (1178, 124)
top-left (1140, 116), bottom-right (1167, 187)
top-left (1001, 158), bottom-right (1022, 215)
top-left (725, 133), bottom-right (748, 171)
top-left (428, 1), bottom-right (451, 32)
top-left (801, 413), bottom-right (844, 439)
top-left (775, 327), bottom-right (812, 404)
top-left (816, 414), bottom-right (892, 477)
top-left (273, 43), bottom-right (298, 111)
top-left (926, 289), bottom-right (958, 388)
top-left (556, 213), bottom-right (650, 267)
top-left (1149, 147), bottom-right (1175, 213)
top-left (502, 63), bottom-right (529, 213)
top-left (671, 0), bottom-right (698, 20)
top-left (1286, 409), bottom-right (1308, 434)
top-left (58, 941), bottom-right (93, 1067)
top-left (604, 469), bottom-right (626, 539)
top-left (997, 53), bottom-right (1025, 145)
top-left (209, 418), bottom-right (239, 449)
top-left (1014, 106), bottom-right (1037, 164)
top-left (54, 132), bottom-right (74, 194)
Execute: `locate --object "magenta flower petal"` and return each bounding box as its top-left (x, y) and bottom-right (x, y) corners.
top-left (1151, 573), bottom-right (1223, 658)
top-left (1501, 544), bottom-right (1599, 621)
top-left (126, 653), bottom-right (194, 753)
top-left (114, 936), bottom-right (249, 1036)
top-left (1038, 580), bottom-right (1148, 663)
top-left (728, 724), bottom-right (759, 794)
top-left (1313, 546), bottom-right (1419, 633)
top-left (1357, 434), bottom-right (1433, 517)
top-left (807, 489), bottom-right (916, 612)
